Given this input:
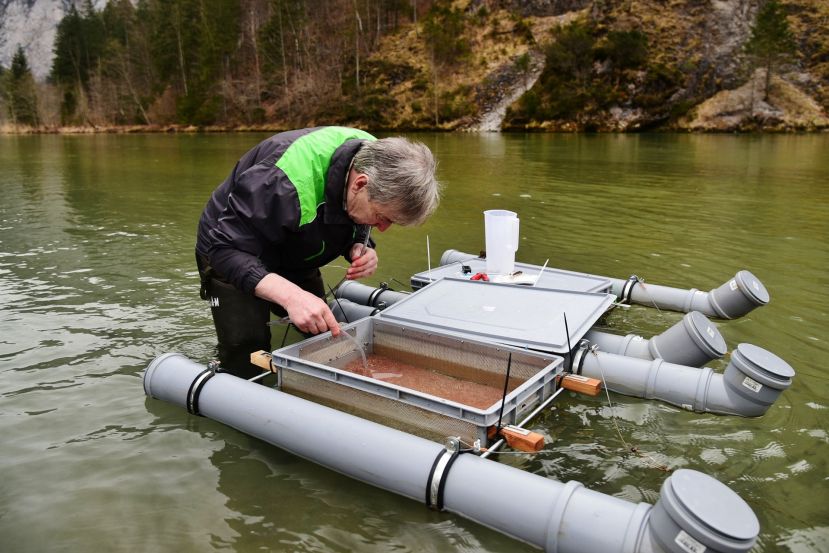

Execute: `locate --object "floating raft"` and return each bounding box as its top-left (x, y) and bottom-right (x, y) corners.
top-left (144, 249), bottom-right (795, 552)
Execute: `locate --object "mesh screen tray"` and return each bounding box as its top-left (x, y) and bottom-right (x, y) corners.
top-left (273, 317), bottom-right (563, 445)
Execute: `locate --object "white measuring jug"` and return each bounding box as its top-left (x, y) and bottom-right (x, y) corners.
top-left (483, 209), bottom-right (519, 276)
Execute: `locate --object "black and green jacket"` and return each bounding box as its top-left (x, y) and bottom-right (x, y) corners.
top-left (196, 126), bottom-right (376, 294)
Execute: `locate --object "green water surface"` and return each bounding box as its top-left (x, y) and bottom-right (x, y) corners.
top-left (0, 132), bottom-right (826, 552)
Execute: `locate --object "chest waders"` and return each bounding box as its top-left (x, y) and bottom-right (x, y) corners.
top-left (196, 252), bottom-right (324, 378)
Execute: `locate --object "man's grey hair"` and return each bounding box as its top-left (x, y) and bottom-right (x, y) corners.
top-left (352, 137), bottom-right (442, 226)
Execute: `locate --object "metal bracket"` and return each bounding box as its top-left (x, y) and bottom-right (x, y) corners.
top-left (620, 274), bottom-right (641, 304)
top-left (426, 437), bottom-right (462, 511)
top-left (570, 340), bottom-right (592, 376)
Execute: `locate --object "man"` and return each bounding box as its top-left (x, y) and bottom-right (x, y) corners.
top-left (196, 126), bottom-right (441, 377)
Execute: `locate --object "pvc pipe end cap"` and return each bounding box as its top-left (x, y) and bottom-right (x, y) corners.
top-left (735, 271), bottom-right (770, 306)
top-left (662, 469), bottom-right (759, 547)
top-left (684, 311), bottom-right (727, 358)
top-left (731, 343), bottom-right (795, 389)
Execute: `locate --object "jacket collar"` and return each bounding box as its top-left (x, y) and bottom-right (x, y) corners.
top-left (325, 139), bottom-right (366, 225)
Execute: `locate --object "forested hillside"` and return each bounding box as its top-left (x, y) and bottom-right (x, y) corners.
top-left (1, 0), bottom-right (826, 132)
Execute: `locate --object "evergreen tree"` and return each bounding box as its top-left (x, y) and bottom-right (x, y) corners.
top-left (100, 0), bottom-right (153, 124)
top-left (745, 0), bottom-right (796, 100)
top-left (143, 0), bottom-right (240, 124)
top-left (2, 46), bottom-right (40, 126)
top-left (49, 2), bottom-right (107, 124)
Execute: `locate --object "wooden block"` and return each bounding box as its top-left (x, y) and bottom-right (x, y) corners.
top-left (250, 350), bottom-right (276, 372)
top-left (488, 425), bottom-right (545, 452)
top-left (499, 425), bottom-right (545, 452)
top-left (560, 374), bottom-right (602, 396)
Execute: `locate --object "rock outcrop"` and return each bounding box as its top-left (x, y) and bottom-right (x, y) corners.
top-left (680, 68), bottom-right (829, 131)
top-left (466, 50), bottom-right (546, 131)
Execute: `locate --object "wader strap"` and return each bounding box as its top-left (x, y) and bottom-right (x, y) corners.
top-left (197, 253), bottom-right (215, 300)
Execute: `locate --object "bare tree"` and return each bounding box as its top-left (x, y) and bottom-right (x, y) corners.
top-left (354, 0), bottom-right (363, 96)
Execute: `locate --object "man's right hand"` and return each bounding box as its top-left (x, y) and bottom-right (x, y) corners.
top-left (254, 273), bottom-right (341, 336)
top-left (283, 290), bottom-right (341, 336)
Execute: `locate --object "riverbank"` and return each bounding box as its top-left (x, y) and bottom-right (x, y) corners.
top-left (2, 121), bottom-right (827, 135)
top-left (0, 123), bottom-right (290, 135)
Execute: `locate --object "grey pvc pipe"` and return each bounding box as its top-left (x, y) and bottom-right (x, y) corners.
top-left (329, 298), bottom-right (378, 323)
top-left (609, 273), bottom-right (770, 320)
top-left (585, 311), bottom-right (727, 367)
top-left (335, 280), bottom-right (409, 308)
top-left (578, 344), bottom-right (795, 417)
top-left (440, 249), bottom-right (480, 266)
top-left (438, 250), bottom-right (769, 320)
top-left (144, 353), bottom-right (760, 553)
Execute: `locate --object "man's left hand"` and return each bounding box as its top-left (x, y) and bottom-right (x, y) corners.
top-left (346, 244), bottom-right (378, 280)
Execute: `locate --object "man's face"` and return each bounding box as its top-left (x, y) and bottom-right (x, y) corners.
top-left (346, 173), bottom-right (398, 231)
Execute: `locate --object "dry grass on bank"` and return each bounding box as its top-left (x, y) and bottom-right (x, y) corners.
top-left (0, 123), bottom-right (293, 134)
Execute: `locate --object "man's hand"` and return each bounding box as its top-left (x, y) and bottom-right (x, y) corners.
top-left (346, 243), bottom-right (378, 280)
top-left (255, 273), bottom-right (341, 336)
top-left (283, 290), bottom-right (341, 336)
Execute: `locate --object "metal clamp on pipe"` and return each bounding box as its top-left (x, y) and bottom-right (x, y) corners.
top-left (425, 437), bottom-right (462, 511)
top-left (570, 340), bottom-right (591, 376)
top-left (620, 275), bottom-right (640, 304)
top-left (186, 368), bottom-right (216, 416)
top-left (367, 282), bottom-right (390, 307)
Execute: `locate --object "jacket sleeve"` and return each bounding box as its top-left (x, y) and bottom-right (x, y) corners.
top-left (207, 161), bottom-right (296, 294)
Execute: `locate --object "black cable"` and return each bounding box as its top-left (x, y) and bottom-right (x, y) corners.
top-left (564, 312), bottom-right (573, 372)
top-left (496, 352), bottom-right (513, 433)
top-left (328, 283), bottom-right (350, 324)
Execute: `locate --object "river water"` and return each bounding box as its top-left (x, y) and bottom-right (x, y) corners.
top-left (0, 132), bottom-right (826, 552)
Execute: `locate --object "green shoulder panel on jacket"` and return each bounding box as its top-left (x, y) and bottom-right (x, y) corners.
top-left (276, 127), bottom-right (376, 226)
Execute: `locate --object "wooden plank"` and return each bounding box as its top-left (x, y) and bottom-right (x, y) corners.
top-left (560, 374), bottom-right (602, 396)
top-left (250, 350), bottom-right (276, 372)
top-left (488, 424), bottom-right (545, 452)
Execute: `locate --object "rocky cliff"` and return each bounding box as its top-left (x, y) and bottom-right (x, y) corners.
top-left (358, 0), bottom-right (828, 132)
top-left (0, 0), bottom-right (107, 80)
top-left (1, 0), bottom-right (826, 132)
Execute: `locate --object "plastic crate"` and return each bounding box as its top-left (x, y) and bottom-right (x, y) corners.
top-left (273, 317), bottom-right (563, 445)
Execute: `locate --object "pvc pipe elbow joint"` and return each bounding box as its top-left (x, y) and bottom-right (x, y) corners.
top-left (580, 345), bottom-right (794, 418)
top-left (616, 271), bottom-right (769, 320)
top-left (648, 311), bottom-right (727, 366)
top-left (716, 344), bottom-right (795, 416)
top-left (586, 311), bottom-right (726, 367)
top-left (706, 271), bottom-right (770, 319)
